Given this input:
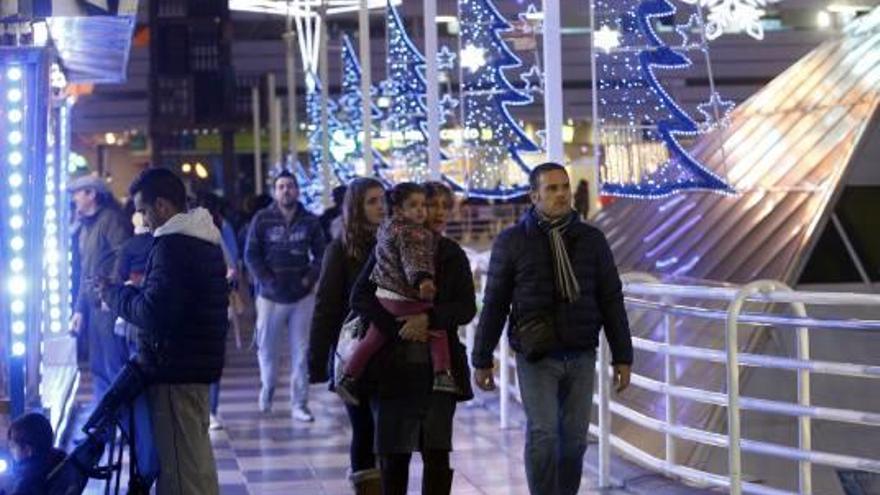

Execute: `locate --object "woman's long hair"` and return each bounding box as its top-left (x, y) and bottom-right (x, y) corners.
top-left (341, 177), bottom-right (385, 262)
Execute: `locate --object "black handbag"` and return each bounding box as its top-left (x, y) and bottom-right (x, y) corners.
top-left (512, 306), bottom-right (558, 362)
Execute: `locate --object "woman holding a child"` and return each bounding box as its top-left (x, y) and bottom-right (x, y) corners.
top-left (349, 181), bottom-right (476, 495)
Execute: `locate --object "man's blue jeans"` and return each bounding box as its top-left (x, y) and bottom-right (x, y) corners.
top-left (516, 350), bottom-right (596, 495)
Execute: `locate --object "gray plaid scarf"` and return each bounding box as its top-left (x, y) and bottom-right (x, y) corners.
top-left (533, 208), bottom-right (581, 303)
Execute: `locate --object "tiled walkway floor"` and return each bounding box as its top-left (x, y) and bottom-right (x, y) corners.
top-left (72, 346), bottom-right (628, 494)
top-left (206, 348), bottom-right (627, 495)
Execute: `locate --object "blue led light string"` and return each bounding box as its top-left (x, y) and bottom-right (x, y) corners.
top-left (457, 0), bottom-right (540, 199)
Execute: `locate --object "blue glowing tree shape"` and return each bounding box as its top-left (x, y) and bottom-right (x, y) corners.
top-left (384, 3), bottom-right (432, 184)
top-left (458, 0), bottom-right (540, 198)
top-left (595, 0), bottom-right (733, 197)
top-left (339, 34), bottom-right (390, 179)
top-left (306, 74), bottom-right (351, 183)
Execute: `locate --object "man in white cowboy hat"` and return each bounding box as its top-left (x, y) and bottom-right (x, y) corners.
top-left (68, 173), bottom-right (132, 402)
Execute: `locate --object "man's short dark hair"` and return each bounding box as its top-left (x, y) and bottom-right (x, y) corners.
top-left (8, 413), bottom-right (53, 457)
top-left (332, 185), bottom-right (347, 206)
top-left (529, 162), bottom-right (567, 191)
top-left (129, 168), bottom-right (187, 211)
top-left (273, 170), bottom-right (298, 188)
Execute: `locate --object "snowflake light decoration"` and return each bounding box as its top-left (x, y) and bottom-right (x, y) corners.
top-left (679, 0), bottom-right (782, 40)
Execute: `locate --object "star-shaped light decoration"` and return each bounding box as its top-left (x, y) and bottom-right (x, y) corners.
top-left (594, 26), bottom-right (621, 53)
top-left (697, 92), bottom-right (736, 131)
top-left (518, 4), bottom-right (543, 31)
top-left (460, 44), bottom-right (487, 72)
top-left (437, 45), bottom-right (457, 71)
top-left (520, 65), bottom-right (544, 95)
top-left (675, 13), bottom-right (701, 48)
top-left (440, 93), bottom-right (459, 120)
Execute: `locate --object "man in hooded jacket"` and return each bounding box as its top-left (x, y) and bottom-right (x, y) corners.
top-left (101, 168), bottom-right (228, 495)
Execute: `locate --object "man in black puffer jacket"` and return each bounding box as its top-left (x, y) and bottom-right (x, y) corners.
top-left (102, 168), bottom-right (227, 495)
top-left (472, 163), bottom-right (633, 495)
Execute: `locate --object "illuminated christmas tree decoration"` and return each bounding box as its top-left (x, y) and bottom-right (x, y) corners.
top-left (594, 0), bottom-right (734, 198)
top-left (383, 2), bottom-right (433, 184)
top-left (457, 0), bottom-right (541, 199)
top-left (338, 34), bottom-right (389, 179)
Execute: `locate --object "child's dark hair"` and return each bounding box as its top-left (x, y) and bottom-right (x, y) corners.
top-left (388, 182), bottom-right (426, 209)
top-left (9, 413), bottom-right (53, 458)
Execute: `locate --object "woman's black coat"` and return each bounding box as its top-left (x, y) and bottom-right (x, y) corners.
top-left (349, 236), bottom-right (477, 401)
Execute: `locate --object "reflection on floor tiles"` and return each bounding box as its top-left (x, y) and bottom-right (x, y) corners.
top-left (73, 348), bottom-right (627, 494)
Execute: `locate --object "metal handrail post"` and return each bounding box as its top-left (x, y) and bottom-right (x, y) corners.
top-left (499, 326), bottom-right (510, 429)
top-left (598, 340), bottom-right (612, 486)
top-left (726, 280), bottom-right (781, 495)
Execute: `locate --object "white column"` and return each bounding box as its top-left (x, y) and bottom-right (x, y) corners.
top-left (252, 85), bottom-right (263, 194)
top-left (284, 30), bottom-right (298, 164)
top-left (359, 0), bottom-right (373, 173)
top-left (589, 0), bottom-right (601, 185)
top-left (424, 0), bottom-right (441, 179)
top-left (319, 9), bottom-right (331, 207)
top-left (267, 73), bottom-right (282, 168)
top-left (542, 0), bottom-right (564, 163)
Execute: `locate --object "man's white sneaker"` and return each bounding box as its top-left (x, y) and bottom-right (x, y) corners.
top-left (292, 406), bottom-right (314, 423)
top-left (209, 414), bottom-right (223, 430)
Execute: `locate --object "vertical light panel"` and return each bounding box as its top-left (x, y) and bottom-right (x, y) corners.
top-left (1, 48), bottom-right (50, 416)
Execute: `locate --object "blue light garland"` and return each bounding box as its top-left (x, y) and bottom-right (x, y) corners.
top-left (595, 0), bottom-right (734, 198)
top-left (457, 0), bottom-right (540, 199)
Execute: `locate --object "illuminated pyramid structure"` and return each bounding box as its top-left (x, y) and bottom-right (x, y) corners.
top-left (593, 9), bottom-right (880, 493)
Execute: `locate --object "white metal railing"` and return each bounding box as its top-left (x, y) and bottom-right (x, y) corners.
top-left (469, 271), bottom-right (880, 495)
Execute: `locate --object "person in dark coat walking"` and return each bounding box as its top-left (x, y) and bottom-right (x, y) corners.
top-left (308, 177), bottom-right (386, 494)
top-left (67, 174), bottom-right (132, 402)
top-left (245, 171), bottom-right (327, 422)
top-left (100, 168), bottom-right (228, 495)
top-left (472, 163), bottom-right (633, 495)
top-left (350, 182), bottom-right (476, 495)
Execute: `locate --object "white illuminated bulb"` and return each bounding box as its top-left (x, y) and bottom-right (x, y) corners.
top-left (9, 215), bottom-right (23, 230)
top-left (11, 300), bottom-right (25, 314)
top-left (817, 11), bottom-right (832, 28)
top-left (51, 321), bottom-right (62, 333)
top-left (8, 276), bottom-right (26, 295)
top-left (9, 194), bottom-right (23, 208)
top-left (7, 88), bottom-right (22, 103)
top-left (10, 236), bottom-right (25, 251)
top-left (8, 151), bottom-right (23, 166)
top-left (8, 130), bottom-right (22, 145)
top-left (7, 66), bottom-right (22, 81)
top-left (10, 257), bottom-right (24, 272)
top-left (8, 173), bottom-right (23, 188)
top-left (460, 44), bottom-right (487, 72)
top-left (12, 321), bottom-right (25, 335)
top-left (8, 109), bottom-right (22, 123)
top-left (594, 26), bottom-right (621, 52)
top-left (12, 342), bottom-right (26, 357)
